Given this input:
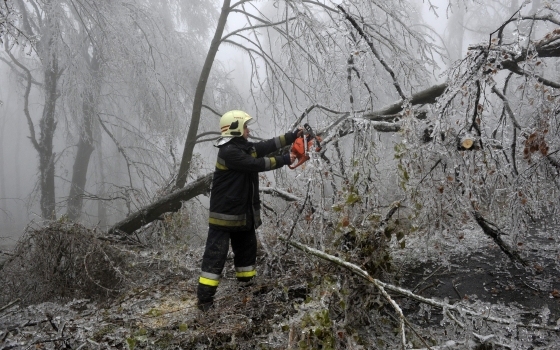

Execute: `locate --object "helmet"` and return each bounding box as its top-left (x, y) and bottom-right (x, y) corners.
top-left (220, 110), bottom-right (252, 137)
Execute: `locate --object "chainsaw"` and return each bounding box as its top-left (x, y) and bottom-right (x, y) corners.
top-left (289, 123), bottom-right (322, 169)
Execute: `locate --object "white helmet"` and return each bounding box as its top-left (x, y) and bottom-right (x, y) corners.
top-left (216, 110), bottom-right (252, 146)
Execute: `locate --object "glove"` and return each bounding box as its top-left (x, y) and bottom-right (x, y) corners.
top-left (286, 127), bottom-right (304, 143)
top-left (282, 153), bottom-right (292, 165)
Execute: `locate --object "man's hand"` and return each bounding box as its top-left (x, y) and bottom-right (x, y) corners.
top-left (290, 153), bottom-right (297, 163)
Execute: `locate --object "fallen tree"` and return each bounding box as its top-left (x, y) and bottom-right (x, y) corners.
top-left (108, 173), bottom-right (212, 235)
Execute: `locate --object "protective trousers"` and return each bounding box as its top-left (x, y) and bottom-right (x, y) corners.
top-left (197, 226), bottom-right (257, 304)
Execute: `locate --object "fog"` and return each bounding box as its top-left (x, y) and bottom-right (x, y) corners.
top-left (2, 1), bottom-right (560, 348)
top-left (0, 0), bottom-right (542, 249)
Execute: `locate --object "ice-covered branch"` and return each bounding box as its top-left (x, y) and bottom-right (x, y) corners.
top-left (260, 187), bottom-right (304, 202)
top-left (337, 5), bottom-right (406, 100)
top-left (363, 83), bottom-right (448, 118)
top-left (280, 237), bottom-right (560, 333)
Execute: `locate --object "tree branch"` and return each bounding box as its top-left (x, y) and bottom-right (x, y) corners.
top-left (491, 86), bottom-right (522, 130)
top-left (501, 60), bottom-right (560, 89)
top-left (4, 39), bottom-right (40, 152)
top-left (108, 173), bottom-right (212, 235)
top-left (472, 211), bottom-right (527, 266)
top-left (260, 187), bottom-right (304, 202)
top-left (337, 5), bottom-right (406, 100)
top-left (97, 114), bottom-right (134, 196)
top-left (280, 237), bottom-right (560, 332)
top-left (363, 83), bottom-right (448, 118)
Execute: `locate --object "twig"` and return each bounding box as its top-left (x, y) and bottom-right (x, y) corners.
top-left (501, 61), bottom-right (560, 89)
top-left (281, 182), bottom-right (312, 255)
top-left (491, 86), bottom-right (522, 130)
top-left (280, 237), bottom-right (431, 348)
top-left (445, 309), bottom-right (465, 329)
top-left (521, 280), bottom-right (541, 292)
top-left (452, 279), bottom-right (462, 299)
top-left (260, 187), bottom-right (303, 202)
top-left (417, 159), bottom-right (443, 186)
top-left (337, 5), bottom-right (406, 100)
top-left (279, 237), bottom-right (560, 332)
top-left (469, 80), bottom-right (482, 137)
top-left (0, 299), bottom-right (20, 313)
top-left (473, 211), bottom-right (528, 266)
top-left (375, 201), bottom-right (401, 236)
top-left (4, 38), bottom-right (40, 152)
top-left (96, 114), bottom-right (134, 209)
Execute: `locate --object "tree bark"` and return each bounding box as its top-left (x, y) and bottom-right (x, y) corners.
top-left (473, 211), bottom-right (527, 266)
top-left (13, 0), bottom-right (60, 220)
top-left (38, 54), bottom-right (59, 220)
top-left (0, 108), bottom-right (7, 223)
top-left (96, 133), bottom-right (108, 229)
top-left (363, 83), bottom-right (448, 119)
top-left (109, 173), bottom-right (213, 235)
top-left (67, 53), bottom-right (99, 221)
top-left (175, 0), bottom-right (231, 188)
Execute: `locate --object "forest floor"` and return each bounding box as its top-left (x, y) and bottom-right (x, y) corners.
top-left (394, 222), bottom-right (560, 348)
top-left (1, 223), bottom-right (559, 349)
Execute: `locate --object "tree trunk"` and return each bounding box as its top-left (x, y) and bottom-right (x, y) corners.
top-left (67, 53), bottom-right (99, 221)
top-left (0, 109), bottom-right (7, 222)
top-left (38, 56), bottom-right (59, 220)
top-left (109, 173), bottom-right (212, 235)
top-left (96, 133), bottom-right (108, 229)
top-left (175, 0), bottom-right (231, 188)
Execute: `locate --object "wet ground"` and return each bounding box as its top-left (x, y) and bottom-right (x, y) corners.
top-left (395, 223), bottom-right (560, 348)
top-left (401, 246), bottom-right (560, 321)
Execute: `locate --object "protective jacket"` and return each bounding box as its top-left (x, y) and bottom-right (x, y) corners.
top-left (208, 132), bottom-right (297, 231)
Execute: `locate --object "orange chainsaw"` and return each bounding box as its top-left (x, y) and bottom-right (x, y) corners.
top-left (289, 123), bottom-right (322, 169)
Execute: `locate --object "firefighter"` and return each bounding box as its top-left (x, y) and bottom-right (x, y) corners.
top-left (197, 110), bottom-right (301, 311)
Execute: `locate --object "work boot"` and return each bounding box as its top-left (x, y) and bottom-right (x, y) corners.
top-left (197, 299), bottom-right (213, 312)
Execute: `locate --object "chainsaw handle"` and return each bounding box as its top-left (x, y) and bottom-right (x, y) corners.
top-left (288, 154), bottom-right (309, 169)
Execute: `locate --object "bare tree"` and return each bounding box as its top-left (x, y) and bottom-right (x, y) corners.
top-left (2, 0), bottom-right (215, 221)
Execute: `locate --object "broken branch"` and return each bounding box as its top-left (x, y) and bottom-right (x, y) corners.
top-left (280, 237), bottom-right (559, 332)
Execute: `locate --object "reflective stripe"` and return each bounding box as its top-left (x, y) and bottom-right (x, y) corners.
top-left (199, 271), bottom-right (220, 287)
top-left (201, 271), bottom-right (221, 280)
top-left (199, 276), bottom-right (220, 287)
top-left (235, 266), bottom-right (255, 272)
top-left (264, 157), bottom-right (271, 170)
top-left (209, 212), bottom-right (246, 227)
top-left (274, 135), bottom-right (288, 148)
top-left (269, 157), bottom-right (277, 169)
top-left (236, 269), bottom-right (256, 278)
top-left (216, 157), bottom-right (228, 170)
top-left (209, 217), bottom-right (246, 226)
top-left (210, 212), bottom-right (245, 221)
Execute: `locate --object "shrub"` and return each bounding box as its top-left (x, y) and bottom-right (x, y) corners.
top-left (0, 221), bottom-right (128, 305)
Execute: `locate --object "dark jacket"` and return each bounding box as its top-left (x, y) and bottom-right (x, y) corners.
top-left (208, 132), bottom-right (297, 231)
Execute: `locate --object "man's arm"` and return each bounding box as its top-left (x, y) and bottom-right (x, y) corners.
top-left (253, 132), bottom-right (299, 157)
top-left (220, 144), bottom-right (291, 172)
